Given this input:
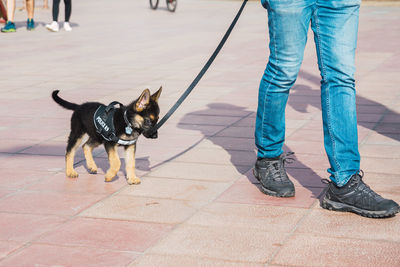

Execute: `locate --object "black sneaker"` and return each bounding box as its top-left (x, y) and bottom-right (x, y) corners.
top-left (253, 152), bottom-right (295, 197)
top-left (321, 171), bottom-right (400, 218)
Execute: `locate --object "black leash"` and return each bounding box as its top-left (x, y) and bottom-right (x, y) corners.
top-left (150, 0), bottom-right (248, 133)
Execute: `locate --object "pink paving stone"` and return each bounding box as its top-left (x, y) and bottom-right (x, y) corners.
top-left (357, 113), bottom-right (383, 123)
top-left (0, 139), bottom-right (38, 154)
top-left (131, 254), bottom-right (264, 267)
top-left (26, 172), bottom-right (128, 195)
top-left (197, 137), bottom-right (255, 151)
top-left (286, 153), bottom-right (330, 171)
top-left (161, 123), bottom-right (225, 137)
top-left (362, 172), bottom-right (400, 193)
top-left (118, 177), bottom-right (231, 201)
top-left (0, 240), bottom-right (22, 260)
top-left (174, 147), bottom-right (256, 166)
top-left (171, 114), bottom-right (241, 126)
top-left (286, 129), bottom-right (324, 143)
top-left (284, 140), bottom-right (326, 155)
top-left (296, 208), bottom-right (400, 242)
top-left (0, 154), bottom-right (65, 172)
top-left (374, 122), bottom-right (400, 134)
top-left (37, 217), bottom-right (173, 252)
top-left (216, 126), bottom-right (254, 138)
top-left (0, 126), bottom-right (64, 142)
top-left (147, 161), bottom-right (249, 182)
top-left (363, 132), bottom-right (400, 146)
top-left (0, 213), bottom-right (66, 242)
top-left (80, 194), bottom-right (204, 224)
top-left (186, 202), bottom-right (307, 232)
top-left (356, 104), bottom-right (388, 114)
top-left (217, 180), bottom-right (324, 209)
top-left (0, 190), bottom-right (107, 216)
top-left (359, 144), bottom-right (400, 159)
top-left (271, 233), bottom-right (400, 266)
top-left (361, 157), bottom-right (400, 174)
top-left (150, 224), bottom-right (288, 263)
top-left (0, 244), bottom-right (139, 267)
top-left (382, 114), bottom-right (400, 123)
top-left (19, 140), bottom-right (104, 158)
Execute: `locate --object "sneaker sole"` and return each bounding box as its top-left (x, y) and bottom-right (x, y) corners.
top-left (1, 29), bottom-right (16, 32)
top-left (321, 196), bottom-right (400, 218)
top-left (46, 26), bottom-right (58, 32)
top-left (253, 168), bottom-right (295, 198)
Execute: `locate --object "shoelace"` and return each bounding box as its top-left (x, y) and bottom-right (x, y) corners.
top-left (322, 170), bottom-right (383, 203)
top-left (270, 152), bottom-right (295, 182)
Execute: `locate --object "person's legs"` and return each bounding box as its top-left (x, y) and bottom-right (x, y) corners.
top-left (256, 0), bottom-right (314, 159)
top-left (254, 0), bottom-right (314, 197)
top-left (52, 0), bottom-right (60, 21)
top-left (64, 0), bottom-right (71, 22)
top-left (26, 0), bottom-right (34, 19)
top-left (312, 0), bottom-right (399, 217)
top-left (6, 0), bottom-right (15, 22)
top-left (311, 0), bottom-right (360, 187)
top-left (1, 0), bottom-right (16, 32)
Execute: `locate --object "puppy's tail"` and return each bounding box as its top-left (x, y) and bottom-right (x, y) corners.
top-left (52, 90), bottom-right (79, 111)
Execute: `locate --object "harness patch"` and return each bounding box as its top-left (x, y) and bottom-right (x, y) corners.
top-left (93, 102), bottom-right (137, 145)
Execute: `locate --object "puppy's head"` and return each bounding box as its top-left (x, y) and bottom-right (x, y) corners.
top-left (131, 87), bottom-right (162, 139)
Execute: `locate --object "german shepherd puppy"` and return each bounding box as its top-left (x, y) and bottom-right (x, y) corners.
top-left (52, 88), bottom-right (161, 184)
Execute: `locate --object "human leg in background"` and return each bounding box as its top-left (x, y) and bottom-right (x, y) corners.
top-left (1, 0), bottom-right (16, 32)
top-left (26, 0), bottom-right (35, 30)
top-left (312, 0), bottom-right (399, 217)
top-left (254, 0), bottom-right (314, 197)
top-left (46, 0), bottom-right (60, 31)
top-left (63, 0), bottom-right (72, 31)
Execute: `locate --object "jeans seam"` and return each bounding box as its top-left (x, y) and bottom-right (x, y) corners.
top-left (260, 10), bottom-right (279, 155)
top-left (313, 8), bottom-right (341, 171)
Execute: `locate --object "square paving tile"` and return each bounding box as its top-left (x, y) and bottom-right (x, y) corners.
top-left (130, 254), bottom-right (264, 267)
top-left (0, 169), bottom-right (52, 190)
top-left (0, 240), bottom-right (23, 260)
top-left (37, 217), bottom-right (173, 252)
top-left (147, 162), bottom-right (249, 182)
top-left (150, 224), bottom-right (288, 263)
top-left (80, 194), bottom-right (204, 224)
top-left (26, 172), bottom-right (128, 195)
top-left (118, 177), bottom-right (231, 201)
top-left (0, 244), bottom-right (139, 267)
top-left (0, 213), bottom-right (66, 242)
top-left (296, 208), bottom-right (400, 242)
top-left (0, 191), bottom-right (107, 216)
top-left (186, 202), bottom-right (307, 232)
top-left (271, 233), bottom-right (400, 266)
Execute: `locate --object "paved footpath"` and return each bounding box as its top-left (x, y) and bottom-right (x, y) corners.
top-left (0, 0), bottom-right (399, 266)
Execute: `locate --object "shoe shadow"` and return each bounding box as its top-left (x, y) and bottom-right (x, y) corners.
top-left (13, 21), bottom-right (79, 30)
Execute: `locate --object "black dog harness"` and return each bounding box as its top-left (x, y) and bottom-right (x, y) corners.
top-left (93, 101), bottom-right (138, 145)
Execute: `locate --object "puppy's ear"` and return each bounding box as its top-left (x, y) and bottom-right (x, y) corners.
top-left (135, 89), bottom-right (151, 111)
top-left (151, 86), bottom-right (162, 102)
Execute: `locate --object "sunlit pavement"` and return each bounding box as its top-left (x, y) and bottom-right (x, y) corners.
top-left (0, 0), bottom-right (399, 265)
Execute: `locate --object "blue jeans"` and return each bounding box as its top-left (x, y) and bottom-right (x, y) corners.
top-left (256, 0), bottom-right (361, 186)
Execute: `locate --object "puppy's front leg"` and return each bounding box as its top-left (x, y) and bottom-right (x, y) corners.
top-left (105, 144), bottom-right (121, 182)
top-left (125, 144), bottom-right (140, 185)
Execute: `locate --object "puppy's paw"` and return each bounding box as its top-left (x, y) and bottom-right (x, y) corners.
top-left (66, 169), bottom-right (79, 178)
top-left (127, 176), bottom-right (141, 185)
top-left (88, 167), bottom-right (97, 174)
